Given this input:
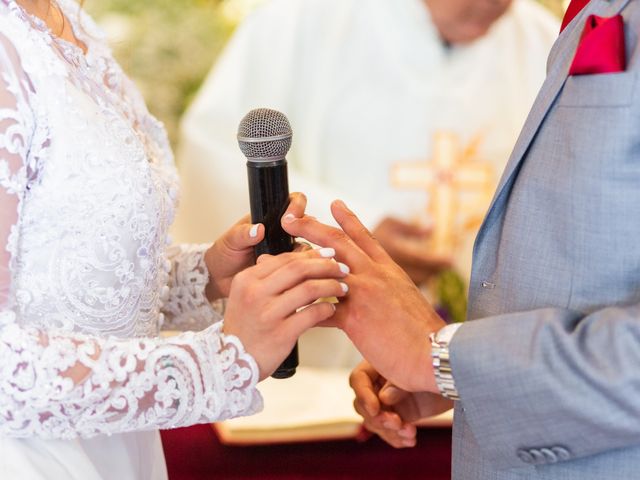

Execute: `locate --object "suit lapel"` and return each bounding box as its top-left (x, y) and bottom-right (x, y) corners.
top-left (481, 0), bottom-right (632, 221)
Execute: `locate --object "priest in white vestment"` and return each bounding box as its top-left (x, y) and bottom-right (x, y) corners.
top-left (173, 0), bottom-right (559, 368)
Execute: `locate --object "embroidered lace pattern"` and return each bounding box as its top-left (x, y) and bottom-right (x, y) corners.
top-left (0, 0), bottom-right (261, 439)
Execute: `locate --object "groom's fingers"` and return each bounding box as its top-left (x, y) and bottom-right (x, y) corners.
top-left (331, 200), bottom-right (391, 264)
top-left (379, 382), bottom-right (410, 406)
top-left (350, 362), bottom-right (383, 418)
top-left (283, 215), bottom-right (370, 269)
top-left (252, 248), bottom-right (336, 279)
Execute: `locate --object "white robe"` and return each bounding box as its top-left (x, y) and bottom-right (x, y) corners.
top-left (174, 0), bottom-right (559, 368)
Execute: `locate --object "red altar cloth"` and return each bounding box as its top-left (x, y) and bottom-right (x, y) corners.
top-left (161, 425), bottom-right (452, 479)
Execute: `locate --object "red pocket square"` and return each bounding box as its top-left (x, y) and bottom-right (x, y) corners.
top-left (569, 14), bottom-right (626, 76)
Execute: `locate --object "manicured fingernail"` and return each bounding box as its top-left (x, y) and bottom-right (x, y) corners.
top-left (283, 213), bottom-right (296, 223)
top-left (338, 262), bottom-right (350, 274)
top-left (383, 421), bottom-right (394, 429)
top-left (249, 224), bottom-right (259, 238)
top-left (340, 282), bottom-right (349, 293)
top-left (318, 247), bottom-right (335, 258)
top-left (398, 428), bottom-right (413, 439)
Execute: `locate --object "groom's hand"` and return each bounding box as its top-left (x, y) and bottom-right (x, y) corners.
top-left (283, 200), bottom-right (445, 392)
top-left (350, 361), bottom-right (453, 448)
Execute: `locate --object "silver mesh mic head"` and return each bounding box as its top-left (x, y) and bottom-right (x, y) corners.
top-left (237, 108), bottom-right (292, 161)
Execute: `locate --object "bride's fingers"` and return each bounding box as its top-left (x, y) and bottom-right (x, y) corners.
top-left (282, 301), bottom-right (338, 340)
top-left (232, 213), bottom-right (252, 226)
top-left (253, 247), bottom-right (338, 279)
top-left (281, 192), bottom-right (307, 223)
top-left (267, 278), bottom-right (347, 319)
top-left (219, 222), bottom-right (264, 253)
top-left (262, 258), bottom-right (349, 295)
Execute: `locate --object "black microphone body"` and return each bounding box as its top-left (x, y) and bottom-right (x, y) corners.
top-left (247, 159), bottom-right (297, 378)
top-left (239, 109), bottom-right (298, 379)
top-left (247, 160), bottom-right (294, 258)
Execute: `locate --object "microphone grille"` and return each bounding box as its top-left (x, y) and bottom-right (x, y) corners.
top-left (237, 108), bottom-right (292, 159)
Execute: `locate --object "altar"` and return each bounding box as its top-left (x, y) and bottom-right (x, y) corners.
top-left (161, 425), bottom-right (452, 479)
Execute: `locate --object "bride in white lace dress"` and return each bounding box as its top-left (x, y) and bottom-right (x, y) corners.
top-left (0, 0), bottom-right (349, 478)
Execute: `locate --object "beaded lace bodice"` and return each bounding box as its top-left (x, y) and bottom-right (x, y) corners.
top-left (0, 0), bottom-right (261, 439)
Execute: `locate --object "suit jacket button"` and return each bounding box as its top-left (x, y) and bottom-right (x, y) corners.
top-left (540, 448), bottom-right (558, 463)
top-left (517, 449), bottom-right (534, 464)
top-left (551, 446), bottom-right (571, 461)
top-left (529, 449), bottom-right (545, 464)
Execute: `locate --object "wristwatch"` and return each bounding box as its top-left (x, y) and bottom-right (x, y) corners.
top-left (430, 324), bottom-right (462, 400)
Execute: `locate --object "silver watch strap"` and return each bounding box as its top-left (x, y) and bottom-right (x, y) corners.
top-left (430, 324), bottom-right (462, 400)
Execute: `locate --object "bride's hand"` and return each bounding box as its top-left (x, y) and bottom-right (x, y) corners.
top-left (223, 247), bottom-right (350, 380)
top-left (204, 192), bottom-right (308, 301)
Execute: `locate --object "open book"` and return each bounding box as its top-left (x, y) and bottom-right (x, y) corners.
top-left (213, 367), bottom-right (453, 445)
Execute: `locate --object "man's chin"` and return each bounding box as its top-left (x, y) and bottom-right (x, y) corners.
top-left (445, 26), bottom-right (492, 46)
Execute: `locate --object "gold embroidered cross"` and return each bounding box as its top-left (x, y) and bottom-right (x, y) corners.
top-left (390, 131), bottom-right (495, 256)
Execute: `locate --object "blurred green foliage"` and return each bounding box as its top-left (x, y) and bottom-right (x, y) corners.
top-left (435, 270), bottom-right (468, 324)
top-left (86, 0), bottom-right (236, 146)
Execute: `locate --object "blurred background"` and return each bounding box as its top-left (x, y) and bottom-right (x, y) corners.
top-left (86, 0), bottom-right (567, 148)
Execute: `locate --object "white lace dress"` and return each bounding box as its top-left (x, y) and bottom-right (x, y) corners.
top-left (0, 1), bottom-right (262, 478)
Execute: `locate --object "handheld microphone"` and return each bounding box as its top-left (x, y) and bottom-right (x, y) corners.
top-left (237, 108), bottom-right (297, 379)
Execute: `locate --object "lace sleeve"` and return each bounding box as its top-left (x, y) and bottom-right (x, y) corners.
top-left (0, 34), bottom-right (262, 440)
top-left (160, 243), bottom-right (225, 332)
top-left (0, 32), bottom-right (31, 311)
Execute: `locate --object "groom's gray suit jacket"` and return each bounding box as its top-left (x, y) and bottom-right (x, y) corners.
top-left (449, 0), bottom-right (640, 478)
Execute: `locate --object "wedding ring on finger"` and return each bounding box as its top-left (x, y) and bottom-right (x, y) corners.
top-left (295, 240), bottom-right (314, 251)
